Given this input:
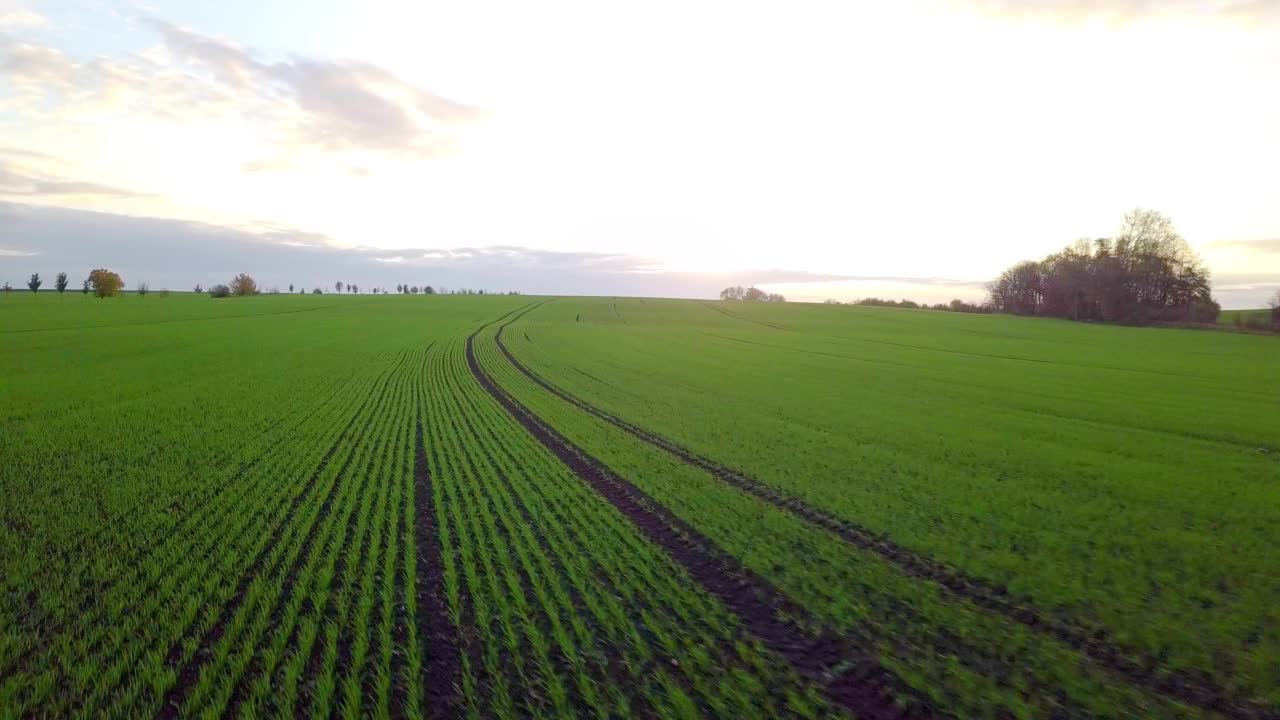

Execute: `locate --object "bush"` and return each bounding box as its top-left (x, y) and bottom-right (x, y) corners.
top-left (209, 284), bottom-right (231, 298)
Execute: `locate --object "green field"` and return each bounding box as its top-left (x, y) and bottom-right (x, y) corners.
top-left (1220, 308), bottom-right (1275, 330)
top-left (1, 292), bottom-right (1277, 719)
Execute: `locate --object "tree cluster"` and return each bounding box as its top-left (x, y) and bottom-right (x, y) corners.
top-left (987, 210), bottom-right (1218, 324)
top-left (833, 297), bottom-right (990, 314)
top-left (719, 286), bottom-right (786, 302)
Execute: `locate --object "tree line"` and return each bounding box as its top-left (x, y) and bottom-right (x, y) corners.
top-left (987, 209), bottom-right (1220, 324)
top-left (2, 270), bottom-right (524, 299)
top-left (826, 297), bottom-right (990, 314)
top-left (719, 286), bottom-right (786, 302)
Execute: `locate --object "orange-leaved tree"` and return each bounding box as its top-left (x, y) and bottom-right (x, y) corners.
top-left (230, 273), bottom-right (258, 296)
top-left (88, 268), bottom-right (125, 298)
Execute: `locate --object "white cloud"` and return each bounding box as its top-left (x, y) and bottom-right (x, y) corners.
top-left (0, 9), bottom-right (44, 29)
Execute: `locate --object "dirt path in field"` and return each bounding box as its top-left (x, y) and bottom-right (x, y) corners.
top-left (466, 320), bottom-right (940, 720)
top-left (490, 304), bottom-right (1276, 720)
top-left (411, 415), bottom-right (462, 720)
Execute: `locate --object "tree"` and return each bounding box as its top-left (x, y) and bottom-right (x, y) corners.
top-left (424, 285), bottom-right (435, 295)
top-left (209, 284), bottom-right (231, 298)
top-left (88, 268), bottom-right (125, 298)
top-left (231, 273), bottom-right (258, 296)
top-left (3, 281), bottom-right (11, 295)
top-left (719, 285), bottom-right (745, 301)
top-left (987, 210), bottom-right (1215, 324)
top-left (335, 281), bottom-right (344, 294)
top-left (1269, 290), bottom-right (1280, 330)
top-left (28, 273), bottom-right (41, 294)
top-left (194, 283), bottom-right (203, 293)
top-left (137, 281), bottom-right (149, 296)
top-left (55, 272), bottom-right (68, 294)
top-left (312, 287), bottom-right (323, 294)
top-left (289, 283), bottom-right (294, 293)
top-left (396, 284), bottom-right (403, 294)
top-left (82, 279), bottom-right (90, 295)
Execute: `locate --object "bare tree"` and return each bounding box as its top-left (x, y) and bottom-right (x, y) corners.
top-left (137, 281), bottom-right (149, 296)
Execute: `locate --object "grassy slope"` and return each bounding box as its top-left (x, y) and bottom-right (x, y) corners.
top-left (504, 297), bottom-right (1280, 705)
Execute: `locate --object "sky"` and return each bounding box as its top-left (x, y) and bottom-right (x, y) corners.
top-left (1, 0), bottom-right (1278, 305)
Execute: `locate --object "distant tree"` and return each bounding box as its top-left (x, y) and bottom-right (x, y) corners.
top-left (1269, 289), bottom-right (1280, 329)
top-left (742, 287), bottom-right (767, 302)
top-left (28, 273), bottom-right (41, 294)
top-left (332, 281), bottom-right (341, 294)
top-left (395, 284), bottom-right (403, 294)
top-left (719, 285), bottom-right (745, 301)
top-left (351, 284), bottom-right (358, 294)
top-left (988, 209), bottom-right (1216, 324)
top-left (424, 285), bottom-right (435, 295)
top-left (410, 285), bottom-right (419, 294)
top-left (194, 283), bottom-right (203, 293)
top-left (229, 273), bottom-right (258, 296)
top-left (765, 292), bottom-right (786, 303)
top-left (55, 272), bottom-right (68, 294)
top-left (3, 281), bottom-right (11, 295)
top-left (137, 281), bottom-right (149, 296)
top-left (209, 284), bottom-right (231, 298)
top-left (88, 268), bottom-right (125, 298)
top-left (289, 283), bottom-right (294, 293)
top-left (82, 279), bottom-right (90, 295)
top-left (312, 287), bottom-right (323, 294)
top-left (823, 298), bottom-right (843, 304)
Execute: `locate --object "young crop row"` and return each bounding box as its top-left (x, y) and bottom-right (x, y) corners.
top-left (471, 303), bottom-right (1226, 719)
top-left (417, 333), bottom-right (830, 719)
top-left (1, 363), bottom-right (369, 715)
top-left (1, 343), bottom-right (432, 718)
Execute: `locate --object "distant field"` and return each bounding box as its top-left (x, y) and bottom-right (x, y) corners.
top-left (2, 292), bottom-right (1277, 718)
top-left (1220, 308), bottom-right (1274, 328)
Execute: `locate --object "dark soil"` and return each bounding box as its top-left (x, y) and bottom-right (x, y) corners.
top-left (412, 418), bottom-right (463, 720)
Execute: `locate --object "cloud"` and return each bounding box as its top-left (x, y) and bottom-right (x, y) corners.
top-left (0, 9), bottom-right (45, 29)
top-left (0, 18), bottom-right (478, 163)
top-left (0, 201), bottom-right (918, 299)
top-left (0, 163), bottom-right (146, 198)
top-left (963, 0), bottom-right (1280, 23)
top-left (142, 18), bottom-right (477, 157)
top-left (1209, 237), bottom-right (1280, 253)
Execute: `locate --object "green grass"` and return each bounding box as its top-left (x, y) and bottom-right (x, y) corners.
top-left (1, 291), bottom-right (1276, 718)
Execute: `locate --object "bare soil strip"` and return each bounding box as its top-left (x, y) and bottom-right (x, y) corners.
top-left (493, 304), bottom-right (1274, 720)
top-left (412, 417), bottom-right (462, 720)
top-left (467, 326), bottom-right (939, 720)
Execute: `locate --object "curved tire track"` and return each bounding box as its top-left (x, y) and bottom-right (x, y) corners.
top-left (494, 302), bottom-right (1276, 720)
